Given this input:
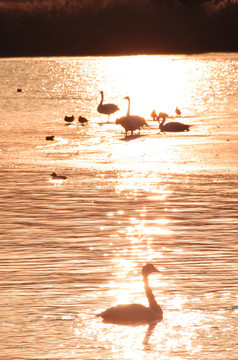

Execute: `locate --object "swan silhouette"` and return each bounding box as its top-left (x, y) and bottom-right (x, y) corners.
top-left (97, 91), bottom-right (119, 119)
top-left (157, 115), bottom-right (190, 133)
top-left (115, 96), bottom-right (148, 137)
top-left (97, 263), bottom-right (163, 325)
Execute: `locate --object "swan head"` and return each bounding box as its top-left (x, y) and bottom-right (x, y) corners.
top-left (142, 264), bottom-right (161, 277)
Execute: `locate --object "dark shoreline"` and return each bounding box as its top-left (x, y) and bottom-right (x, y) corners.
top-left (1, 0), bottom-right (237, 58)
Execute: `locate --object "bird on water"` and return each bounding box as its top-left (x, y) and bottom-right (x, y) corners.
top-left (97, 263), bottom-right (163, 325)
top-left (97, 91), bottom-right (119, 119)
top-left (51, 172), bottom-right (68, 180)
top-left (115, 96), bottom-right (148, 137)
top-left (64, 115), bottom-right (74, 123)
top-left (175, 106), bottom-right (182, 116)
top-left (78, 116), bottom-right (88, 124)
top-left (157, 114), bottom-right (190, 133)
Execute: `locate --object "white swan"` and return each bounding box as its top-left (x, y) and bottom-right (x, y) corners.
top-left (115, 96), bottom-right (148, 137)
top-left (97, 263), bottom-right (163, 325)
top-left (97, 91), bottom-right (119, 119)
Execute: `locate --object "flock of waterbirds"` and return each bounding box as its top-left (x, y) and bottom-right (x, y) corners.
top-left (51, 90), bottom-right (190, 137)
top-left (48, 90), bottom-right (191, 182)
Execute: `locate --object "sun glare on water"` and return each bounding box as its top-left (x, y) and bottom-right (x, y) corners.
top-left (96, 55), bottom-right (207, 119)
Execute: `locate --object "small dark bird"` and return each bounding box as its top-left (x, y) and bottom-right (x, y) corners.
top-left (78, 116), bottom-right (88, 124)
top-left (157, 112), bottom-right (169, 119)
top-left (157, 115), bottom-right (190, 132)
top-left (97, 264), bottom-right (163, 325)
top-left (17, 88), bottom-right (22, 92)
top-left (175, 106), bottom-right (182, 116)
top-left (150, 110), bottom-right (157, 121)
top-left (51, 172), bottom-right (68, 180)
top-left (64, 115), bottom-right (74, 123)
top-left (116, 96), bottom-right (148, 137)
top-left (97, 91), bottom-right (119, 119)
top-left (45, 135), bottom-right (55, 141)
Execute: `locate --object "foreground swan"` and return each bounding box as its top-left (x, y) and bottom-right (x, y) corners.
top-left (97, 91), bottom-right (119, 119)
top-left (157, 114), bottom-right (190, 132)
top-left (115, 96), bottom-right (148, 137)
top-left (97, 263), bottom-right (163, 324)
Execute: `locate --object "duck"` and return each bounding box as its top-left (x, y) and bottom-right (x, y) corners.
top-left (150, 110), bottom-right (157, 122)
top-left (97, 91), bottom-right (119, 119)
top-left (175, 106), bottom-right (181, 116)
top-left (78, 116), bottom-right (88, 124)
top-left (115, 96), bottom-right (148, 137)
top-left (51, 172), bottom-right (68, 180)
top-left (97, 263), bottom-right (163, 325)
top-left (64, 115), bottom-right (74, 123)
top-left (157, 115), bottom-right (190, 133)
top-left (45, 135), bottom-right (55, 141)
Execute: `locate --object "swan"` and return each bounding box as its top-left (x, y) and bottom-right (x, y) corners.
top-left (51, 172), bottom-right (68, 180)
top-left (97, 91), bottom-right (119, 119)
top-left (64, 115), bottom-right (74, 123)
top-left (157, 115), bottom-right (190, 133)
top-left (97, 263), bottom-right (163, 325)
top-left (115, 96), bottom-right (148, 137)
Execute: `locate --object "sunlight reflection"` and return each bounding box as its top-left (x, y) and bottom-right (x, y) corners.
top-left (99, 55), bottom-right (208, 119)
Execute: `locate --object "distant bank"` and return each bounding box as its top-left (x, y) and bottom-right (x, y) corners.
top-left (1, 0), bottom-right (237, 57)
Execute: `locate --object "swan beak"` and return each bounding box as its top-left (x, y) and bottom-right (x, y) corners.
top-left (155, 269), bottom-right (162, 273)
top-left (151, 265), bottom-right (162, 274)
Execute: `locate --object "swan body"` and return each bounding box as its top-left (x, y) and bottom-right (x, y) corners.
top-left (51, 172), bottom-right (68, 180)
top-left (97, 91), bottom-right (119, 119)
top-left (97, 263), bottom-right (163, 325)
top-left (116, 96), bottom-right (148, 137)
top-left (158, 116), bottom-right (190, 133)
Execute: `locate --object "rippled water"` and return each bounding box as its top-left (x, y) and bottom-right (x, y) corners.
top-left (0, 54), bottom-right (237, 360)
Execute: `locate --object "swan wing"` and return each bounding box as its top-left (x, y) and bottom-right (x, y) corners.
top-left (163, 121), bottom-right (190, 132)
top-left (97, 303), bottom-right (160, 324)
top-left (116, 116), bottom-right (147, 131)
top-left (98, 103), bottom-right (119, 115)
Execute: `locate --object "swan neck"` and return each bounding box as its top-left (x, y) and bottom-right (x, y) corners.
top-left (126, 98), bottom-right (130, 116)
top-left (143, 275), bottom-right (159, 311)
